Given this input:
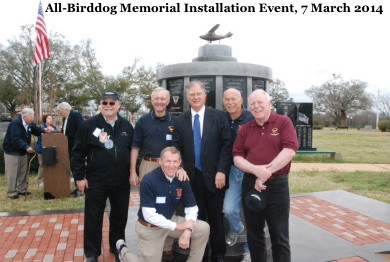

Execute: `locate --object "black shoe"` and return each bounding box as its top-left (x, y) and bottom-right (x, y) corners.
top-left (8, 195), bottom-right (19, 200)
top-left (86, 257), bottom-right (97, 262)
top-left (18, 192), bottom-right (31, 196)
top-left (162, 250), bottom-right (175, 261)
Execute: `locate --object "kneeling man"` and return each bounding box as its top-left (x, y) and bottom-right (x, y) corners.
top-left (136, 146), bottom-right (209, 262)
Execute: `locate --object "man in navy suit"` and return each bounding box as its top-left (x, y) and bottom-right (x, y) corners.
top-left (57, 102), bottom-right (84, 197)
top-left (173, 81), bottom-right (232, 262)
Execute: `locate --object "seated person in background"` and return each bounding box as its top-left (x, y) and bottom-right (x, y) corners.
top-left (36, 114), bottom-right (57, 188)
top-left (129, 146), bottom-right (210, 262)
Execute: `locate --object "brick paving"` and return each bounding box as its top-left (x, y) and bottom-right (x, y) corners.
top-left (290, 196), bottom-right (390, 246)
top-left (0, 212), bottom-right (114, 262)
top-left (0, 191), bottom-right (389, 261)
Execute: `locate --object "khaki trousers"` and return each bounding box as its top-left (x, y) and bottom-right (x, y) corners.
top-left (4, 153), bottom-right (28, 197)
top-left (138, 159), bottom-right (160, 182)
top-left (136, 216), bottom-right (210, 262)
top-left (139, 158), bottom-right (177, 252)
top-left (37, 153), bottom-right (44, 183)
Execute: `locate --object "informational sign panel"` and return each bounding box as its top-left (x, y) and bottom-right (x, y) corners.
top-left (190, 76), bottom-right (216, 108)
top-left (166, 78), bottom-right (184, 116)
top-left (276, 102), bottom-right (314, 150)
top-left (223, 76), bottom-right (247, 107)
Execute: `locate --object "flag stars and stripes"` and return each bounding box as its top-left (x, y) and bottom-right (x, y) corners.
top-left (34, 0), bottom-right (50, 65)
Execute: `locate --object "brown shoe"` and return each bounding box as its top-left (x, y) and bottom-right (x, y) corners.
top-left (162, 250), bottom-right (174, 261)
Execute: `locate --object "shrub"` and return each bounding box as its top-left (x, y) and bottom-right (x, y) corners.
top-left (378, 120), bottom-right (390, 132)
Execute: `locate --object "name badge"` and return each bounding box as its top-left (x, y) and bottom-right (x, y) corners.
top-left (156, 196), bottom-right (166, 204)
top-left (166, 134), bottom-right (172, 141)
top-left (93, 128), bottom-right (102, 137)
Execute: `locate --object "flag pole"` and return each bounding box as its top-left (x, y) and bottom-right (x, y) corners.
top-left (38, 63), bottom-right (42, 123)
top-left (34, 0), bottom-right (50, 123)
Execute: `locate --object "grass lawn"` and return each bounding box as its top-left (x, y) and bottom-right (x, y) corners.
top-left (290, 171), bottom-right (390, 203)
top-left (0, 174), bottom-right (84, 213)
top-left (293, 129), bottom-right (390, 163)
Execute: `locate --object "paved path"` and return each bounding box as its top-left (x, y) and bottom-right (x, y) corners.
top-left (291, 163), bottom-right (390, 172)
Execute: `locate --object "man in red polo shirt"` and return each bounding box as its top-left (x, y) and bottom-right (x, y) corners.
top-left (233, 89), bottom-right (298, 262)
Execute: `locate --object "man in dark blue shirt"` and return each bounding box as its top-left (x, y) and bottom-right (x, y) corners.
top-left (135, 146), bottom-right (209, 262)
top-left (130, 87), bottom-right (176, 186)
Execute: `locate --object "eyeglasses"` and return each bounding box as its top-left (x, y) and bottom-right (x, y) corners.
top-left (101, 101), bottom-right (116, 106)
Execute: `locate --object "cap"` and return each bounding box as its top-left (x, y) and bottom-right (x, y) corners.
top-left (245, 189), bottom-right (266, 212)
top-left (101, 91), bottom-right (121, 101)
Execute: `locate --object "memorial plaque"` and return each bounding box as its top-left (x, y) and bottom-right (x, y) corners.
top-left (276, 102), bottom-right (314, 150)
top-left (190, 76), bottom-right (216, 108)
top-left (166, 78), bottom-right (184, 116)
top-left (295, 103), bottom-right (314, 150)
top-left (252, 78), bottom-right (266, 91)
top-left (223, 76), bottom-right (247, 107)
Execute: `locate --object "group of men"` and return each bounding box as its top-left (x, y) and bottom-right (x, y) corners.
top-left (124, 81), bottom-right (298, 262)
top-left (2, 81), bottom-right (298, 262)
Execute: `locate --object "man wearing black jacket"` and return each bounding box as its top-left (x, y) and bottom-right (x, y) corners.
top-left (3, 108), bottom-right (48, 199)
top-left (71, 91), bottom-right (134, 262)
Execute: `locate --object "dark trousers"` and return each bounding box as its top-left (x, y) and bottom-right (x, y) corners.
top-left (84, 182), bottom-right (130, 258)
top-left (242, 174), bottom-right (291, 262)
top-left (192, 169), bottom-right (226, 259)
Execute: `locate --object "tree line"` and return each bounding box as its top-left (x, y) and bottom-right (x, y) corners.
top-left (0, 25), bottom-right (158, 119)
top-left (1, 25), bottom-right (389, 128)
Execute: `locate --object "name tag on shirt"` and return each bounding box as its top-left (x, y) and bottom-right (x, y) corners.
top-left (156, 196), bottom-right (166, 204)
top-left (93, 128), bottom-right (102, 137)
top-left (166, 134), bottom-right (172, 141)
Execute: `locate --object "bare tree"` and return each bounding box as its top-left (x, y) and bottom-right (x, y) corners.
top-left (377, 92), bottom-right (390, 120)
top-left (305, 74), bottom-right (372, 126)
top-left (268, 78), bottom-right (293, 107)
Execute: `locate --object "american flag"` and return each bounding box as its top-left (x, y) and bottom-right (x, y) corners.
top-left (34, 1), bottom-right (50, 65)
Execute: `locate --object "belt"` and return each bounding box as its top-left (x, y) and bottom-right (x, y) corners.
top-left (268, 174), bottom-right (288, 181)
top-left (138, 218), bottom-right (158, 228)
top-left (143, 157), bottom-right (159, 162)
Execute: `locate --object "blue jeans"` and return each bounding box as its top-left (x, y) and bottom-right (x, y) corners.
top-left (223, 165), bottom-right (249, 253)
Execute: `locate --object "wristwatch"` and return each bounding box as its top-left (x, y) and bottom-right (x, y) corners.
top-left (187, 228), bottom-right (193, 232)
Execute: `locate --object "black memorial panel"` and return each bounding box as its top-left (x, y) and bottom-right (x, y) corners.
top-left (167, 78), bottom-right (184, 116)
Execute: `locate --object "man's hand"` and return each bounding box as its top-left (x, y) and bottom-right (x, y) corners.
top-left (76, 179), bottom-right (88, 195)
top-left (130, 171), bottom-right (139, 186)
top-left (176, 168), bottom-right (189, 181)
top-left (252, 165), bottom-right (272, 183)
top-left (26, 147), bottom-right (35, 154)
top-left (215, 172), bottom-right (226, 189)
top-left (255, 178), bottom-right (267, 191)
top-left (178, 230), bottom-right (192, 249)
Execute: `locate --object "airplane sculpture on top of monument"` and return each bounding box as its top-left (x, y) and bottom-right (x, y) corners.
top-left (199, 24), bottom-right (233, 43)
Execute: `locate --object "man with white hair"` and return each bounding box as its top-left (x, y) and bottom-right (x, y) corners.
top-left (2, 108), bottom-right (49, 199)
top-left (233, 89), bottom-right (299, 262)
top-left (57, 101), bottom-right (84, 197)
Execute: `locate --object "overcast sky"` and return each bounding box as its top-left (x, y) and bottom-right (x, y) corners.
top-left (1, 0), bottom-right (389, 102)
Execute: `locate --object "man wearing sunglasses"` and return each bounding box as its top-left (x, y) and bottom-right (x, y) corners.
top-left (71, 91), bottom-right (134, 262)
